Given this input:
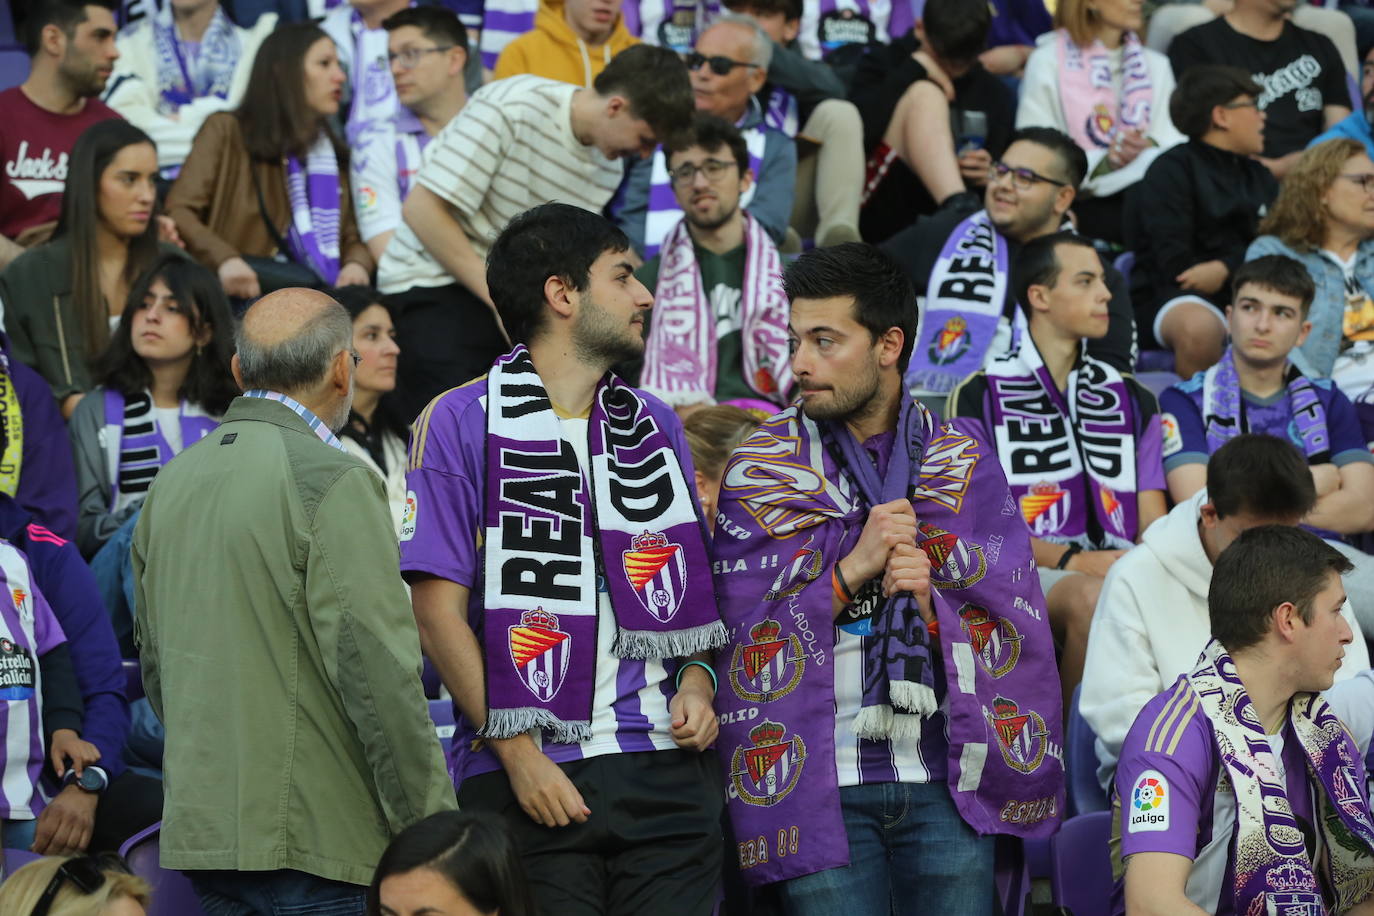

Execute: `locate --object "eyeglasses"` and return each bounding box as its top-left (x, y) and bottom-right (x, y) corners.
top-left (989, 160), bottom-right (1068, 191)
top-left (684, 52), bottom-right (759, 76)
top-left (1221, 99), bottom-right (1260, 110)
top-left (387, 45), bottom-right (453, 69)
top-left (668, 158), bottom-right (738, 186)
top-left (1343, 172), bottom-right (1374, 194)
top-left (30, 856), bottom-right (110, 916)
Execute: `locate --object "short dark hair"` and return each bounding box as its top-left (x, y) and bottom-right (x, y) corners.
top-left (1169, 65), bottom-right (1262, 140)
top-left (1230, 255), bottom-right (1317, 317)
top-left (235, 23), bottom-right (342, 161)
top-left (367, 812), bottom-right (535, 916)
top-left (1209, 525), bottom-right (1351, 653)
top-left (1014, 230), bottom-right (1098, 312)
top-left (487, 203), bottom-right (632, 345)
top-left (1206, 434), bottom-right (1317, 521)
top-left (722, 0), bottom-right (802, 21)
top-left (593, 44), bottom-right (695, 148)
top-left (21, 0), bottom-right (115, 56)
top-left (923, 0), bottom-right (991, 64)
top-left (382, 5), bottom-right (469, 53)
top-left (782, 243), bottom-right (918, 372)
top-left (664, 113), bottom-right (749, 174)
top-left (1006, 126), bottom-right (1088, 189)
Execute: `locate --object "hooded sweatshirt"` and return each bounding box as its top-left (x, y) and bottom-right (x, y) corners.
top-left (1079, 490), bottom-right (1370, 794)
top-left (492, 0), bottom-right (639, 87)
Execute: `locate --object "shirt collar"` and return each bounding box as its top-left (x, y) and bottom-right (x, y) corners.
top-left (243, 390), bottom-right (349, 452)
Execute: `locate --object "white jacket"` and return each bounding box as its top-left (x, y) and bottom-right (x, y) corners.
top-left (1081, 489), bottom-right (1370, 793)
top-left (1016, 31), bottom-right (1186, 200)
top-left (104, 11), bottom-right (277, 170)
top-left (341, 427), bottom-right (408, 540)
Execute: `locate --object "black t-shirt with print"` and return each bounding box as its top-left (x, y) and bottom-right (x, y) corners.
top-left (1169, 18), bottom-right (1348, 158)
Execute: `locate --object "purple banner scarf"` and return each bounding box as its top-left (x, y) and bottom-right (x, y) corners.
top-left (712, 396), bottom-right (1064, 886)
top-left (151, 2), bottom-right (240, 112)
top-left (1203, 348), bottom-right (1331, 462)
top-left (1186, 639), bottom-right (1374, 915)
top-left (978, 311), bottom-right (1140, 549)
top-left (103, 388), bottom-right (218, 508)
top-left (481, 346), bottom-right (725, 741)
top-left (906, 210), bottom-right (1008, 393)
top-left (284, 133), bottom-right (342, 282)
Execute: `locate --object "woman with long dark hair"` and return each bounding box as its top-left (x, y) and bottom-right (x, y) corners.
top-left (0, 119), bottom-right (172, 417)
top-left (166, 21), bottom-right (373, 301)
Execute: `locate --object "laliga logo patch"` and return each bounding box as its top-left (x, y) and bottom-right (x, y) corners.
top-left (730, 719), bottom-right (806, 806)
top-left (508, 608), bottom-right (571, 702)
top-left (1128, 770), bottom-right (1170, 833)
top-left (729, 618), bottom-right (805, 703)
top-left (1160, 413), bottom-right (1183, 458)
top-left (400, 490), bottom-right (418, 542)
top-left (958, 604), bottom-right (1022, 678)
top-left (928, 316), bottom-right (971, 366)
top-left (623, 531), bottom-right (687, 623)
top-left (985, 695), bottom-right (1049, 774)
top-left (765, 534), bottom-right (824, 601)
top-left (919, 522), bottom-right (986, 590)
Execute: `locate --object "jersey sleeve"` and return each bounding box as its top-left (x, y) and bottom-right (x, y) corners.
top-left (351, 124), bottom-right (403, 243)
top-left (1131, 381), bottom-right (1166, 493)
top-left (399, 391), bottom-right (486, 586)
top-left (1321, 384), bottom-right (1374, 466)
top-left (1158, 386), bottom-right (1208, 473)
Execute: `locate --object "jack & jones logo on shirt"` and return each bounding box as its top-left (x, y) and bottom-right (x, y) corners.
top-left (4, 141), bottom-right (70, 200)
top-left (0, 638), bottom-right (36, 700)
top-left (1129, 769), bottom-right (1170, 832)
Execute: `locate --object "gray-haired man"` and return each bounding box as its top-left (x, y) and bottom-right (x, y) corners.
top-left (132, 288), bottom-right (454, 915)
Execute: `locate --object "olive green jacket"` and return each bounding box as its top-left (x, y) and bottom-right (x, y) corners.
top-left (132, 395), bottom-right (454, 885)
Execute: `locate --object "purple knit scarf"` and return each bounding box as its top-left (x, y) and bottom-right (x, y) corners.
top-left (284, 133), bottom-right (342, 282)
top-left (1203, 348), bottom-right (1331, 462)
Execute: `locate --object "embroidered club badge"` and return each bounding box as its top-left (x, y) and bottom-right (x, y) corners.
top-left (508, 608), bottom-right (572, 702)
top-left (622, 531), bottom-right (688, 623)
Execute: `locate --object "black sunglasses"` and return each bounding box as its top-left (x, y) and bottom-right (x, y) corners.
top-left (684, 51), bottom-right (758, 76)
top-left (30, 856), bottom-right (112, 916)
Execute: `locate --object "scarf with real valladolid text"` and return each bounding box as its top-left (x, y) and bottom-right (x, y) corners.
top-left (1202, 349), bottom-right (1332, 462)
top-left (905, 210), bottom-right (1009, 394)
top-left (642, 212), bottom-right (791, 407)
top-left (712, 395), bottom-right (1064, 885)
top-left (1187, 639), bottom-right (1374, 915)
top-left (284, 134), bottom-right (342, 282)
top-left (979, 310), bottom-right (1140, 549)
top-left (481, 346), bottom-right (726, 742)
top-left (150, 1), bottom-right (241, 113)
top-left (1055, 28), bottom-right (1154, 152)
top-left (103, 389), bottom-right (217, 510)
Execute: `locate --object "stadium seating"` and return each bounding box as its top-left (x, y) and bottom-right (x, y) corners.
top-left (1050, 810), bottom-right (1114, 916)
top-left (119, 822), bottom-right (208, 916)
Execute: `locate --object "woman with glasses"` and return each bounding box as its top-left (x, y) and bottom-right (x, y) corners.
top-left (1016, 0), bottom-right (1185, 244)
top-left (0, 855), bottom-right (150, 915)
top-left (1248, 138), bottom-right (1374, 402)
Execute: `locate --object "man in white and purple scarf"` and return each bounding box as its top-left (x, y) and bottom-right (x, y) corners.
top-left (713, 243), bottom-right (1064, 914)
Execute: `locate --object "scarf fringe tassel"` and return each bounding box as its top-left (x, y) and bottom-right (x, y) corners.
top-left (615, 619), bottom-right (729, 661)
top-left (481, 708), bottom-right (593, 744)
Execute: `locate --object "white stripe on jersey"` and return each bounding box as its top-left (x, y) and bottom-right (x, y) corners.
top-left (833, 627), bottom-right (933, 788)
top-left (0, 547), bottom-right (41, 818)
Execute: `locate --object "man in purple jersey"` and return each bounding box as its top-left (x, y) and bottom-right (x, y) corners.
top-left (1115, 525), bottom-right (1374, 916)
top-left (402, 202), bottom-right (727, 914)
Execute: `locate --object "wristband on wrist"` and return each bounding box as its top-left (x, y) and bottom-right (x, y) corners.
top-left (833, 562), bottom-right (855, 604)
top-left (675, 659), bottom-right (717, 695)
top-left (1056, 543), bottom-right (1083, 570)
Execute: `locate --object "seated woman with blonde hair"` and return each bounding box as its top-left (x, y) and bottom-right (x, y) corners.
top-left (0, 854), bottom-right (151, 915)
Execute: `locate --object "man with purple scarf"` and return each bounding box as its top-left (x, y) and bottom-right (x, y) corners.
top-left (403, 203), bottom-right (729, 914)
top-left (712, 243), bottom-right (1064, 914)
top-left (1115, 525), bottom-right (1374, 916)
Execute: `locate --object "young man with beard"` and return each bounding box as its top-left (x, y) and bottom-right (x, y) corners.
top-left (880, 126), bottom-right (1136, 396)
top-left (711, 243), bottom-right (1064, 914)
top-left (401, 203), bottom-right (728, 914)
top-left (632, 114), bottom-right (791, 412)
top-left (948, 233), bottom-right (1167, 712)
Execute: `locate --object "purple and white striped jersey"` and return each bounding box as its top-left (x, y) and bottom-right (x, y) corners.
top-left (400, 378), bottom-right (685, 787)
top-left (0, 542), bottom-right (65, 820)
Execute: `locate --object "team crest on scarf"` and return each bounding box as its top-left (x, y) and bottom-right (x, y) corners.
top-left (958, 604), bottom-right (1022, 678)
top-left (765, 534), bottom-right (824, 600)
top-left (1085, 103), bottom-right (1116, 147)
top-left (730, 619), bottom-right (805, 703)
top-left (731, 720), bottom-right (807, 807)
top-left (986, 696), bottom-right (1050, 774)
top-left (1100, 487), bottom-right (1126, 534)
top-left (508, 609), bottom-right (572, 702)
top-left (10, 588), bottom-right (25, 612)
top-left (929, 316), bottom-right (972, 366)
top-left (919, 522), bottom-right (987, 589)
top-left (622, 531), bottom-right (687, 624)
top-left (1020, 481), bottom-right (1069, 535)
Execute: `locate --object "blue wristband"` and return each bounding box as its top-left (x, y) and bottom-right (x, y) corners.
top-left (675, 659), bottom-right (718, 694)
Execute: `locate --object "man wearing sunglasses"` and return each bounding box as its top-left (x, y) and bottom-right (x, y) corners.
top-left (614, 14), bottom-right (796, 259)
top-left (881, 125), bottom-right (1138, 396)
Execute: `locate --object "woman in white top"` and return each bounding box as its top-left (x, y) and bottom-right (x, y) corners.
top-left (1016, 0), bottom-right (1185, 243)
top-left (335, 285), bottom-right (409, 537)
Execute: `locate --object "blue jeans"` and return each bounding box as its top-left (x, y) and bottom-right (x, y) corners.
top-left (90, 510), bottom-right (140, 658)
top-left (777, 782), bottom-right (995, 916)
top-left (190, 869), bottom-right (366, 915)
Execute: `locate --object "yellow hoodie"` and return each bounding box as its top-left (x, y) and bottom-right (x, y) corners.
top-left (493, 0), bottom-right (640, 87)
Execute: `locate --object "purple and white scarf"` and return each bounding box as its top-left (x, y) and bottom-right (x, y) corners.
top-left (1188, 638), bottom-right (1374, 915)
top-left (1056, 28), bottom-right (1154, 151)
top-left (151, 1), bottom-right (241, 112)
top-left (478, 0), bottom-right (541, 69)
top-left (482, 346), bottom-right (725, 742)
top-left (977, 310), bottom-right (1140, 549)
top-left (284, 133), bottom-right (343, 282)
top-left (645, 126), bottom-right (766, 259)
top-left (1203, 349), bottom-right (1332, 462)
top-left (713, 396), bottom-right (1064, 885)
top-left (642, 212), bottom-right (790, 406)
top-left (906, 210), bottom-right (1008, 393)
top-left (103, 389), bottom-right (218, 511)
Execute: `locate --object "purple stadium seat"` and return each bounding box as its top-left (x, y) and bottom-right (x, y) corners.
top-left (119, 823), bottom-right (209, 916)
top-left (1068, 685), bottom-right (1109, 816)
top-left (1112, 251), bottom-right (1134, 285)
top-left (0, 48), bottom-right (27, 93)
top-left (1, 847), bottom-right (43, 879)
top-left (123, 659), bottom-right (144, 702)
top-left (1136, 370), bottom-right (1182, 399)
top-left (1050, 811), bottom-right (1114, 916)
top-left (1135, 349), bottom-right (1176, 374)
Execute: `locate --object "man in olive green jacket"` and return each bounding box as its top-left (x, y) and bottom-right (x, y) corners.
top-left (132, 289), bottom-right (454, 913)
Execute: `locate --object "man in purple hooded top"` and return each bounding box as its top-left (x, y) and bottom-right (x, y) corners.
top-left (402, 202), bottom-right (729, 914)
top-left (711, 242), bottom-right (1064, 914)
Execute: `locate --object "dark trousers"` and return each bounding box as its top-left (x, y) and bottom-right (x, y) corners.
top-left (92, 770), bottom-right (162, 853)
top-left (458, 748), bottom-right (725, 915)
top-left (391, 282), bottom-right (507, 424)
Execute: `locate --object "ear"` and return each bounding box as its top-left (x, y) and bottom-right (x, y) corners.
top-left (746, 64), bottom-right (767, 94)
top-left (449, 45), bottom-right (468, 77)
top-left (545, 273), bottom-right (578, 321)
top-left (231, 352), bottom-right (246, 391)
top-left (604, 94), bottom-right (628, 119)
top-left (782, 18), bottom-right (800, 42)
top-left (914, 19), bottom-right (926, 44)
top-left (877, 326), bottom-right (905, 370)
top-left (1210, 104), bottom-right (1229, 134)
top-left (1026, 282), bottom-right (1052, 317)
top-left (694, 469), bottom-right (711, 508)
top-left (1273, 601), bottom-right (1302, 642)
top-left (1199, 502), bottom-right (1219, 529)
top-left (331, 348), bottom-right (351, 395)
top-left (739, 166), bottom-right (755, 195)
top-left (41, 22), bottom-right (67, 57)
top-left (1296, 318), bottom-right (1313, 349)
top-left (195, 322), bottom-right (214, 349)
top-left (1052, 184), bottom-right (1076, 218)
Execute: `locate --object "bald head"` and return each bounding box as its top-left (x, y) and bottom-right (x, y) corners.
top-left (234, 288), bottom-right (354, 404)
